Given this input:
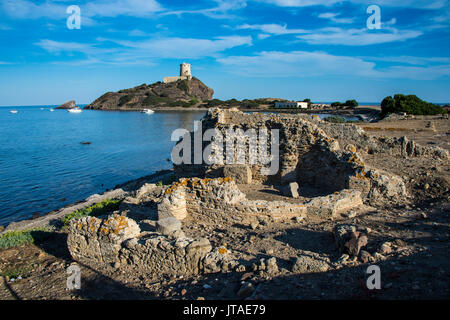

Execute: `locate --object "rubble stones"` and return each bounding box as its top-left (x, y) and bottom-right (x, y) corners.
top-left (223, 165), bottom-right (252, 184)
top-left (291, 251), bottom-right (330, 274)
top-left (334, 224), bottom-right (368, 256)
top-left (282, 182), bottom-right (299, 198)
top-left (156, 217), bottom-right (182, 236)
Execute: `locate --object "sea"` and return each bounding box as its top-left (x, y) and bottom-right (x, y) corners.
top-left (0, 106), bottom-right (205, 225)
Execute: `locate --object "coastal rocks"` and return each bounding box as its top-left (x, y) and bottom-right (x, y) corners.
top-left (223, 165), bottom-right (252, 184)
top-left (56, 100), bottom-right (77, 109)
top-left (305, 189), bottom-right (363, 218)
top-left (291, 251), bottom-right (330, 274)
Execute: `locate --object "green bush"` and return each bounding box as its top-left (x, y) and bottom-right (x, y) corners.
top-left (61, 199), bottom-right (122, 227)
top-left (0, 226), bottom-right (55, 250)
top-left (324, 115), bottom-right (346, 123)
top-left (118, 95), bottom-right (133, 106)
top-left (345, 100), bottom-right (358, 108)
top-left (177, 80), bottom-right (190, 93)
top-left (142, 95), bottom-right (172, 106)
top-left (381, 94), bottom-right (447, 117)
top-left (331, 102), bottom-right (343, 107)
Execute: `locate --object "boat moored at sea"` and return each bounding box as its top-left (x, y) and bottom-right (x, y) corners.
top-left (141, 109), bottom-right (154, 114)
top-left (68, 107), bottom-right (82, 113)
top-left (10, 110), bottom-right (18, 114)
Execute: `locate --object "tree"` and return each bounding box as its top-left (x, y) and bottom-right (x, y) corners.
top-left (345, 100), bottom-right (358, 108)
top-left (381, 94), bottom-right (446, 117)
top-left (331, 102), bottom-right (343, 107)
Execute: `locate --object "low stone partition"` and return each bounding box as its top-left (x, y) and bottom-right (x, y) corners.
top-left (67, 214), bottom-right (237, 276)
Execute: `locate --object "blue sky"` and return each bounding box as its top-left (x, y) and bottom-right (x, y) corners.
top-left (0, 0), bottom-right (449, 106)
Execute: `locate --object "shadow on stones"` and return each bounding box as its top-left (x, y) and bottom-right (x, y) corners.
top-left (274, 228), bottom-right (337, 256)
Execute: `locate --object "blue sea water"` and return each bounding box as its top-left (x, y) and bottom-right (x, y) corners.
top-left (0, 106), bottom-right (205, 225)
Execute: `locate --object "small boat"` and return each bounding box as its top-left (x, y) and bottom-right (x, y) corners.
top-left (68, 107), bottom-right (82, 113)
top-left (49, 108), bottom-right (54, 112)
top-left (141, 109), bottom-right (154, 114)
top-left (10, 110), bottom-right (18, 114)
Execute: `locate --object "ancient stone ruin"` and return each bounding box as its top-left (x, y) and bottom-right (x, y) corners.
top-left (67, 108), bottom-right (448, 278)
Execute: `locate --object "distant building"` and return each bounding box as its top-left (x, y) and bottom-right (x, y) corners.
top-left (274, 101), bottom-right (309, 109)
top-left (164, 63), bottom-right (193, 84)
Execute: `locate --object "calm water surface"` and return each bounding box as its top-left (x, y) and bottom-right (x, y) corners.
top-left (0, 106), bottom-right (205, 225)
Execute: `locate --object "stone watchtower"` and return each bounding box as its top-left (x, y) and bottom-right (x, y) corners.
top-left (180, 63), bottom-right (192, 78)
top-left (163, 63), bottom-right (193, 83)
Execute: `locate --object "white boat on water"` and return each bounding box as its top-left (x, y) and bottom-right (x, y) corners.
top-left (50, 108), bottom-right (54, 112)
top-left (141, 109), bottom-right (154, 114)
top-left (10, 110), bottom-right (18, 114)
top-left (68, 107), bottom-right (82, 113)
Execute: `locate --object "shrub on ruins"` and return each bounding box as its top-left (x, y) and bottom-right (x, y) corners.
top-left (61, 199), bottom-right (122, 227)
top-left (331, 102), bottom-right (343, 107)
top-left (381, 94), bottom-right (447, 117)
top-left (324, 116), bottom-right (346, 123)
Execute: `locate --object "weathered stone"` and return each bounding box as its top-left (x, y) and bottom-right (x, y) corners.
top-left (156, 217), bottom-right (182, 236)
top-left (237, 282), bottom-right (255, 297)
top-left (67, 215), bottom-right (140, 266)
top-left (334, 224), bottom-right (368, 256)
top-left (224, 165), bottom-right (252, 184)
top-left (292, 252), bottom-right (330, 274)
top-left (158, 186), bottom-right (187, 220)
top-left (282, 182), bottom-right (299, 198)
top-left (306, 189), bottom-right (363, 218)
top-left (266, 257), bottom-right (279, 274)
top-left (379, 242), bottom-right (393, 255)
top-left (359, 250), bottom-right (372, 263)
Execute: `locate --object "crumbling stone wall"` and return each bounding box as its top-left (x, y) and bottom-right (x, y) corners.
top-left (173, 108), bottom-right (408, 204)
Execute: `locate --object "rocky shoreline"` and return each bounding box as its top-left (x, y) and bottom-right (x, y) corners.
top-left (0, 108), bottom-right (448, 300)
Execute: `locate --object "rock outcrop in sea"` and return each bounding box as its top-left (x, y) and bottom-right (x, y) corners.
top-left (55, 100), bottom-right (77, 109)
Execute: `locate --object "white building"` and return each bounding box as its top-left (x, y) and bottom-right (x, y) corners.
top-left (274, 101), bottom-right (309, 109)
top-left (164, 63), bottom-right (193, 84)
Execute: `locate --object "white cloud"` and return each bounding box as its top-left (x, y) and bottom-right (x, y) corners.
top-left (1, 0), bottom-right (164, 19)
top-left (217, 50), bottom-right (450, 80)
top-left (318, 12), bottom-right (354, 24)
top-left (101, 35), bottom-right (253, 59)
top-left (161, 0), bottom-right (247, 19)
top-left (236, 23), bottom-right (422, 45)
top-left (256, 0), bottom-right (448, 9)
top-left (296, 27), bottom-right (422, 45)
top-left (237, 23), bottom-right (307, 35)
top-left (35, 35), bottom-right (252, 64)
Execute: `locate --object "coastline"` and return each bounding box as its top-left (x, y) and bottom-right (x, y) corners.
top-left (0, 169), bottom-right (174, 235)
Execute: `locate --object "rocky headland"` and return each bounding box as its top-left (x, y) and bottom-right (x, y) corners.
top-left (85, 77), bottom-right (214, 111)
